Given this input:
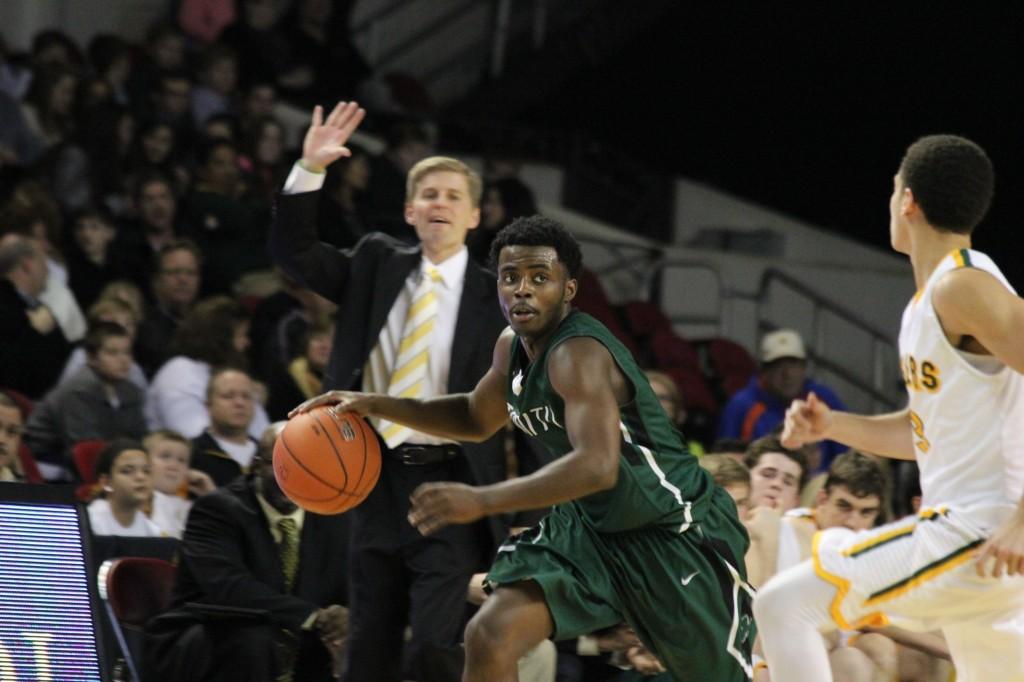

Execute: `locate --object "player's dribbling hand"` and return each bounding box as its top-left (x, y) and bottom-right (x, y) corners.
top-left (301, 101), bottom-right (366, 173)
top-left (289, 390), bottom-right (377, 418)
top-left (975, 509), bottom-right (1024, 578)
top-left (408, 482), bottom-right (485, 535)
top-left (781, 391), bottom-right (832, 449)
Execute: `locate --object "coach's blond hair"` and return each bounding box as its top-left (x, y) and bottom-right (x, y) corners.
top-left (405, 156), bottom-right (482, 207)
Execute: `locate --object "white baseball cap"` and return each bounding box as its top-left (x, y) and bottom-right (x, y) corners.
top-left (760, 329), bottom-right (807, 364)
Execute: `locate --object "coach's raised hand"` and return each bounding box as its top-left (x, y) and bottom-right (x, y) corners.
top-left (300, 101), bottom-right (366, 173)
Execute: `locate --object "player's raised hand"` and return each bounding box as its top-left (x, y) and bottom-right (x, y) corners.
top-left (975, 510), bottom-right (1024, 578)
top-left (781, 391), bottom-right (832, 448)
top-left (301, 101), bottom-right (366, 172)
top-left (288, 390), bottom-right (378, 418)
top-left (408, 482), bottom-right (486, 535)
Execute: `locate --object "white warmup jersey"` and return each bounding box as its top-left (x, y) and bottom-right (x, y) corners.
top-left (899, 248), bottom-right (1024, 526)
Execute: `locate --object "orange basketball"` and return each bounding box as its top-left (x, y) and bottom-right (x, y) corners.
top-left (272, 406), bottom-right (381, 515)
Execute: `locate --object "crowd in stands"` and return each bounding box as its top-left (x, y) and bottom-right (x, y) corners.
top-left (0, 6), bottom-right (942, 682)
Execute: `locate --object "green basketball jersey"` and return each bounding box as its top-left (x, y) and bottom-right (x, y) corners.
top-left (506, 311), bottom-right (715, 532)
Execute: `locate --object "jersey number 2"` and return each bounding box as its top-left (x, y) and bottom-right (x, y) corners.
top-left (909, 410), bottom-right (930, 454)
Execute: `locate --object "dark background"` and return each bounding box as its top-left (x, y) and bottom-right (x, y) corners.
top-left (522, 5), bottom-right (1023, 285)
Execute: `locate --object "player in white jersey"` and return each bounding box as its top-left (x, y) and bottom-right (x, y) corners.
top-left (753, 134), bottom-right (1024, 682)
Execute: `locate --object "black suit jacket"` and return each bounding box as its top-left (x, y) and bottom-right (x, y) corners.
top-left (0, 279), bottom-right (71, 399)
top-left (190, 431), bottom-right (258, 488)
top-left (146, 475), bottom-right (349, 681)
top-left (270, 191), bottom-right (509, 542)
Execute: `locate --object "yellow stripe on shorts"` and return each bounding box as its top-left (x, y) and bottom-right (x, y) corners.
top-left (811, 532), bottom-right (889, 631)
top-left (864, 539), bottom-right (984, 607)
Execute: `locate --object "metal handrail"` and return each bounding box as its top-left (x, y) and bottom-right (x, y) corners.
top-left (756, 268), bottom-right (899, 411)
top-left (574, 234), bottom-right (663, 297)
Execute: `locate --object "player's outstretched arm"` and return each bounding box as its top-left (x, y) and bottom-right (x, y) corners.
top-left (290, 330), bottom-right (513, 443)
top-left (783, 393), bottom-right (915, 460)
top-left (408, 337), bottom-right (622, 535)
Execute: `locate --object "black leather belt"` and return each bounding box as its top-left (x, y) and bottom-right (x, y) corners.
top-left (389, 444), bottom-right (462, 466)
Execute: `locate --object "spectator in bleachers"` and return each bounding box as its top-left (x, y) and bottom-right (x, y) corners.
top-left (191, 45), bottom-right (240, 127)
top-left (699, 454), bottom-right (751, 514)
top-left (135, 239), bottom-right (202, 376)
top-left (24, 321), bottom-right (147, 481)
top-left (240, 115), bottom-right (291, 201)
top-left (144, 429), bottom-right (215, 538)
top-left (718, 329), bottom-right (846, 472)
top-left (468, 176), bottom-right (539, 265)
top-left (0, 390), bottom-right (27, 482)
top-left (146, 295), bottom-right (268, 442)
top-left (118, 172), bottom-right (183, 287)
top-left (126, 123), bottom-right (187, 193)
top-left (248, 268), bottom-right (336, 382)
top-left (58, 298), bottom-right (147, 391)
top-left (0, 233), bottom-right (71, 399)
top-left (177, 0), bottom-right (237, 45)
top-left (266, 317), bottom-right (332, 420)
top-left (182, 137), bottom-right (270, 295)
top-left (87, 438), bottom-right (162, 536)
top-left (147, 71), bottom-right (196, 151)
top-left (645, 368), bottom-right (705, 456)
top-left (317, 143), bottom-right (370, 249)
top-left (97, 279), bottom-right (146, 327)
top-left (126, 22), bottom-right (186, 107)
top-left (0, 90), bottom-right (44, 168)
top-left (220, 0), bottom-right (293, 92)
top-left (143, 421), bottom-right (350, 682)
top-left (743, 433), bottom-right (808, 514)
top-left (365, 119), bottom-right (433, 241)
top-left (190, 367), bottom-right (261, 487)
top-left (86, 34), bottom-right (132, 106)
top-left (29, 30), bottom-right (84, 72)
top-left (20, 64), bottom-right (78, 150)
top-left (65, 207), bottom-right (130, 309)
top-left (201, 111), bottom-right (242, 143)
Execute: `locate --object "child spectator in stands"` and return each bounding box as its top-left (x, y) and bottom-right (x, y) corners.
top-left (645, 369), bottom-right (705, 456)
top-left (144, 429), bottom-right (215, 538)
top-left (24, 321), bottom-right (147, 481)
top-left (468, 176), bottom-right (539, 265)
top-left (98, 280), bottom-right (146, 326)
top-left (58, 298), bottom-right (147, 391)
top-left (699, 454), bottom-right (751, 515)
top-left (87, 438), bottom-right (161, 537)
top-left (146, 295), bottom-right (269, 440)
top-left (0, 391), bottom-right (27, 483)
top-left (267, 318), bottom-right (332, 420)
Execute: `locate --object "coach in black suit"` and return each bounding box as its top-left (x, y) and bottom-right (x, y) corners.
top-left (144, 423), bottom-right (350, 681)
top-left (269, 103), bottom-right (508, 682)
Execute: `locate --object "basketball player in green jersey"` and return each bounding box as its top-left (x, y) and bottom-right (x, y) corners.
top-left (295, 216), bottom-right (754, 681)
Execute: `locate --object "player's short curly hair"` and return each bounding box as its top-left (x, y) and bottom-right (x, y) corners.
top-left (899, 134), bottom-right (994, 234)
top-left (489, 215), bottom-right (583, 280)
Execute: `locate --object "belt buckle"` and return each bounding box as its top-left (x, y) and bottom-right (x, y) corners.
top-left (400, 445), bottom-right (426, 465)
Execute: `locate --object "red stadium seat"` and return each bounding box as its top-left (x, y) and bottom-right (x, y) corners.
top-left (73, 439), bottom-right (107, 483)
top-left (16, 444), bottom-right (45, 484)
top-left (705, 337), bottom-right (757, 398)
top-left (574, 268), bottom-right (639, 354)
top-left (98, 558), bottom-right (177, 682)
top-left (621, 301), bottom-right (674, 339)
top-left (1, 387), bottom-right (34, 417)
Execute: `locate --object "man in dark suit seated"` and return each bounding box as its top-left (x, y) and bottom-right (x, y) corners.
top-left (144, 422), bottom-right (349, 682)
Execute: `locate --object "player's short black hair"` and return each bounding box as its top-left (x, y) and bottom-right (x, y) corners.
top-left (899, 134), bottom-right (994, 234)
top-left (489, 215), bottom-right (583, 280)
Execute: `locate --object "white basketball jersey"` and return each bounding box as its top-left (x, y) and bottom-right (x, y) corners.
top-left (898, 249), bottom-right (1024, 522)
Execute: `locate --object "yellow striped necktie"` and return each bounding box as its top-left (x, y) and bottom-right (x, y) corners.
top-left (377, 266), bottom-right (442, 448)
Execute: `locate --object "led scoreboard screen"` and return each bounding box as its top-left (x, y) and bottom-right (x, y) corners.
top-left (0, 486), bottom-right (103, 681)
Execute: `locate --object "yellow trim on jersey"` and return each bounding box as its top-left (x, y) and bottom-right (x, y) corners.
top-left (863, 541), bottom-right (981, 607)
top-left (841, 522), bottom-right (915, 558)
top-left (952, 249), bottom-right (967, 268)
top-left (811, 532), bottom-right (890, 631)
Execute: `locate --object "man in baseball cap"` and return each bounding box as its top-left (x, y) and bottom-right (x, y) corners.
top-left (718, 329), bottom-right (847, 472)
